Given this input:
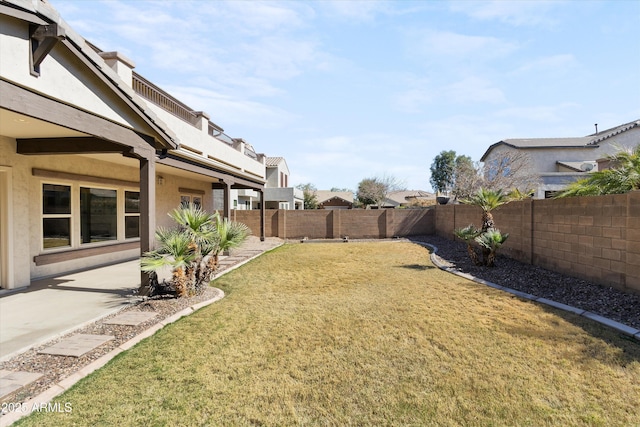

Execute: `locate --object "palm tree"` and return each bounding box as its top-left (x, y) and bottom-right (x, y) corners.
top-left (169, 204), bottom-right (217, 294)
top-left (457, 188), bottom-right (514, 266)
top-left (462, 188), bottom-right (511, 232)
top-left (198, 213), bottom-right (250, 294)
top-left (475, 229), bottom-right (509, 267)
top-left (555, 144), bottom-right (640, 198)
top-left (140, 228), bottom-right (196, 297)
top-left (141, 204), bottom-right (250, 297)
top-left (454, 225), bottom-right (482, 266)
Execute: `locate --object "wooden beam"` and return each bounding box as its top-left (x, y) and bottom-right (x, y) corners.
top-left (17, 137), bottom-right (126, 155)
top-left (158, 154), bottom-right (264, 190)
top-left (1, 79), bottom-right (165, 153)
top-left (30, 23), bottom-right (66, 69)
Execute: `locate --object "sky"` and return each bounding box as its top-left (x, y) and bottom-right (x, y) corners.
top-left (50, 0), bottom-right (640, 192)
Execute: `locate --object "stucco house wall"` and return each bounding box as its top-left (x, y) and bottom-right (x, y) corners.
top-left (481, 122), bottom-right (639, 198)
top-left (0, 1), bottom-right (267, 289)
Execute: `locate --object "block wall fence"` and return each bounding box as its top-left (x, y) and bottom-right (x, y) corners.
top-left (230, 209), bottom-right (435, 241)
top-left (227, 191), bottom-right (639, 294)
top-left (434, 191), bottom-right (640, 294)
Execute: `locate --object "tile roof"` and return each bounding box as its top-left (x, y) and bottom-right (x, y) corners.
top-left (265, 157), bottom-right (284, 167)
top-left (386, 190), bottom-right (435, 205)
top-left (590, 119), bottom-right (640, 143)
top-left (315, 191), bottom-right (354, 204)
top-left (499, 137), bottom-right (593, 148)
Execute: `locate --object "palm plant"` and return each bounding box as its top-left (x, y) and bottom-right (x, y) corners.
top-left (198, 213), bottom-right (251, 294)
top-left (140, 228), bottom-right (197, 297)
top-left (555, 144), bottom-right (640, 197)
top-left (141, 204), bottom-right (250, 297)
top-left (475, 229), bottom-right (509, 267)
top-left (461, 188), bottom-right (511, 232)
top-left (454, 225), bottom-right (482, 266)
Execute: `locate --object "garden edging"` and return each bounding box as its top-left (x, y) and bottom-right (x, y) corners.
top-left (420, 242), bottom-right (640, 342)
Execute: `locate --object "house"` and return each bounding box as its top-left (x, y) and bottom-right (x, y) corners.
top-left (480, 120), bottom-right (640, 198)
top-left (316, 191), bottom-right (354, 209)
top-left (362, 190), bottom-right (435, 209)
top-left (262, 157), bottom-right (304, 210)
top-left (0, 0), bottom-right (268, 290)
top-left (229, 156), bottom-right (303, 210)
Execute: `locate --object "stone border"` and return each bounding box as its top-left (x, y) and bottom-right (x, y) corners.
top-left (0, 242), bottom-right (283, 426)
top-left (420, 242), bottom-right (640, 342)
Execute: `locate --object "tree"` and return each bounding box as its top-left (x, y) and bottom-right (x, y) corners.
top-left (296, 183), bottom-right (319, 209)
top-left (455, 188), bottom-right (512, 267)
top-left (482, 150), bottom-right (540, 196)
top-left (451, 151), bottom-right (540, 200)
top-left (555, 144), bottom-right (640, 197)
top-left (451, 156), bottom-right (480, 199)
top-left (430, 150), bottom-right (457, 194)
top-left (141, 204), bottom-right (250, 297)
top-left (356, 174), bottom-right (404, 208)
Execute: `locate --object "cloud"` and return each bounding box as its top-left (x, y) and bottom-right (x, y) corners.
top-left (317, 1), bottom-right (392, 22)
top-left (449, 0), bottom-right (561, 27)
top-left (392, 75), bottom-right (505, 112)
top-left (495, 103), bottom-right (581, 122)
top-left (164, 85), bottom-right (296, 131)
top-left (442, 76), bottom-right (506, 105)
top-left (412, 30), bottom-right (519, 60)
top-left (514, 54), bottom-right (578, 74)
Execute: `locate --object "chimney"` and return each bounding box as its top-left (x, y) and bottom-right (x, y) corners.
top-left (99, 51), bottom-right (135, 87)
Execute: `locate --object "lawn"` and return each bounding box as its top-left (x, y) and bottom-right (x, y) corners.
top-left (17, 242), bottom-right (640, 426)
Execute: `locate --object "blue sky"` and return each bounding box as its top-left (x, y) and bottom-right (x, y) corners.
top-left (51, 0), bottom-right (640, 192)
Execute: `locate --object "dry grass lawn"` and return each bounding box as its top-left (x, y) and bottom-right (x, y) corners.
top-left (16, 242), bottom-right (640, 426)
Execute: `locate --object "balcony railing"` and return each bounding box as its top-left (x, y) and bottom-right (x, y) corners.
top-left (132, 72), bottom-right (199, 126)
top-left (132, 72), bottom-right (262, 164)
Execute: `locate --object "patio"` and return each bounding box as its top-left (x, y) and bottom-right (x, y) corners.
top-left (0, 260), bottom-right (139, 361)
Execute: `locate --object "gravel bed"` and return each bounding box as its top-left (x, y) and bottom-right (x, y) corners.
top-left (411, 235), bottom-right (640, 330)
top-left (0, 287), bottom-right (221, 408)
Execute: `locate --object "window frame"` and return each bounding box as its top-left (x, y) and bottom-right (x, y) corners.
top-left (40, 181), bottom-right (141, 253)
top-left (41, 183), bottom-right (72, 250)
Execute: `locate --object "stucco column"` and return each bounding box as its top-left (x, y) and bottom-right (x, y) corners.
top-left (139, 152), bottom-right (156, 296)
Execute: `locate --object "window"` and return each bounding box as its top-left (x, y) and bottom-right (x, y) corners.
top-left (180, 194), bottom-right (202, 209)
top-left (124, 191), bottom-right (140, 239)
top-left (80, 187), bottom-right (117, 243)
top-left (42, 184), bottom-right (71, 248)
top-left (41, 182), bottom-right (140, 251)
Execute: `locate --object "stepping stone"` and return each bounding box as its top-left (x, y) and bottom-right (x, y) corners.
top-left (104, 311), bottom-right (157, 326)
top-left (38, 334), bottom-right (114, 357)
top-left (0, 370), bottom-right (43, 398)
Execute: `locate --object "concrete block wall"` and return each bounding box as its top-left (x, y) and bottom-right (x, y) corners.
top-left (229, 209), bottom-right (434, 240)
top-left (433, 192), bottom-right (640, 294)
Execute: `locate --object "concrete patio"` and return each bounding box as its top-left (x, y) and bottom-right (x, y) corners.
top-left (0, 260), bottom-right (139, 361)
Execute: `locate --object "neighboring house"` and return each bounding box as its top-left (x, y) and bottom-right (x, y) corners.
top-left (0, 0), bottom-right (267, 289)
top-left (262, 157), bottom-right (304, 210)
top-left (229, 156), bottom-right (303, 210)
top-left (385, 190), bottom-right (436, 208)
top-left (316, 191), bottom-right (354, 209)
top-left (366, 190), bottom-right (435, 209)
top-left (480, 120), bottom-right (640, 198)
